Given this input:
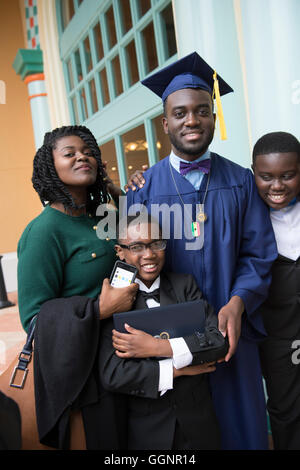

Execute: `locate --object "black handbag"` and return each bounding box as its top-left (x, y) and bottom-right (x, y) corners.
top-left (10, 315), bottom-right (36, 389)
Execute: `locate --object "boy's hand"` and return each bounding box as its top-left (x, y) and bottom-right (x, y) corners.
top-left (218, 295), bottom-right (243, 362)
top-left (173, 362), bottom-right (216, 378)
top-left (113, 324), bottom-right (172, 358)
top-left (99, 279), bottom-right (138, 319)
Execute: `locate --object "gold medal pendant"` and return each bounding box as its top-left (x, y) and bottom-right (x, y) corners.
top-left (197, 211), bottom-right (207, 223)
top-left (169, 160), bottom-right (210, 247)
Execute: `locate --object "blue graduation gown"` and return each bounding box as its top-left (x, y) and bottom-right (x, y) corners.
top-left (125, 153), bottom-right (278, 450)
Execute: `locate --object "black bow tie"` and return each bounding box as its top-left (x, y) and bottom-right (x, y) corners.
top-left (139, 288), bottom-right (160, 303)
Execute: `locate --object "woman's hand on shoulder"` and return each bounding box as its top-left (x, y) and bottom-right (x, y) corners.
top-left (99, 278), bottom-right (139, 319)
top-left (124, 165), bottom-right (148, 192)
top-left (102, 161), bottom-right (123, 198)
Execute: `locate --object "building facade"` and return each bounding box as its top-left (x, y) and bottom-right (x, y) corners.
top-left (1, 0), bottom-right (299, 292)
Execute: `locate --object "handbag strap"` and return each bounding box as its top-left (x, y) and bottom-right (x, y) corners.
top-left (10, 315), bottom-right (37, 389)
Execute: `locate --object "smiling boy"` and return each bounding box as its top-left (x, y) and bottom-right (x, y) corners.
top-left (252, 131), bottom-right (300, 450)
top-left (99, 215), bottom-right (227, 450)
top-left (252, 135), bottom-right (300, 211)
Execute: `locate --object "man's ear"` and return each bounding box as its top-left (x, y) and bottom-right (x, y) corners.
top-left (162, 116), bottom-right (168, 135)
top-left (115, 244), bottom-right (125, 261)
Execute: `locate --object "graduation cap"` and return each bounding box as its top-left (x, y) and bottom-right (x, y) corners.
top-left (141, 51), bottom-right (233, 140)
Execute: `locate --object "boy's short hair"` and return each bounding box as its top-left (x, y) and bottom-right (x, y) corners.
top-left (252, 131), bottom-right (300, 164)
top-left (117, 214), bottom-right (162, 242)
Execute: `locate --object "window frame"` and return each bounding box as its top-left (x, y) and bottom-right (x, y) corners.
top-left (56, 0), bottom-right (177, 187)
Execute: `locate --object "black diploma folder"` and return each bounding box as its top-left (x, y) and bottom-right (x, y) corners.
top-left (113, 300), bottom-right (206, 339)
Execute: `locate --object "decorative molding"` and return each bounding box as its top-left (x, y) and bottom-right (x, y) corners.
top-left (24, 0), bottom-right (40, 49)
top-left (28, 92), bottom-right (48, 101)
top-left (24, 72), bottom-right (45, 84)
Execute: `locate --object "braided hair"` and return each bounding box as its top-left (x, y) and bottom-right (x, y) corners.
top-left (32, 125), bottom-right (110, 215)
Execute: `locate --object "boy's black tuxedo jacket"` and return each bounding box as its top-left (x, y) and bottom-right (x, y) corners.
top-left (99, 271), bottom-right (221, 450)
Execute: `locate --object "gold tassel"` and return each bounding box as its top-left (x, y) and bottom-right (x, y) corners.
top-left (213, 71), bottom-right (227, 140)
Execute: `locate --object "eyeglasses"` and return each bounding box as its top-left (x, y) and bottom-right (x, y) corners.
top-left (118, 239), bottom-right (167, 254)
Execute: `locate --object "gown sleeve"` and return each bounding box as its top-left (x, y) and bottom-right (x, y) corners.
top-left (230, 170), bottom-right (278, 316)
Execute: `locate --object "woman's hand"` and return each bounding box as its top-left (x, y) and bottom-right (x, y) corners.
top-left (102, 160), bottom-right (123, 198)
top-left (173, 362), bottom-right (216, 378)
top-left (112, 324), bottom-right (173, 358)
top-left (99, 278), bottom-right (139, 319)
top-left (218, 295), bottom-right (244, 362)
top-left (124, 165), bottom-right (148, 192)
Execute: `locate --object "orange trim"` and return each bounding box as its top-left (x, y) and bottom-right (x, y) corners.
top-left (28, 93), bottom-right (47, 101)
top-left (24, 73), bottom-right (45, 85)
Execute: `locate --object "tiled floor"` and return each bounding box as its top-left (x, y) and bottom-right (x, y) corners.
top-left (0, 292), bottom-right (25, 376)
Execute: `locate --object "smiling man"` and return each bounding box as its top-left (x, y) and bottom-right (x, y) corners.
top-left (162, 88), bottom-right (215, 159)
top-left (125, 52), bottom-right (278, 449)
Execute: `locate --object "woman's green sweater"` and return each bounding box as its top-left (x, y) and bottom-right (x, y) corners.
top-left (17, 205), bottom-right (117, 331)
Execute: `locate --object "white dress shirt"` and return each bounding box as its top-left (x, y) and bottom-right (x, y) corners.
top-left (270, 201), bottom-right (300, 260)
top-left (135, 277), bottom-right (193, 394)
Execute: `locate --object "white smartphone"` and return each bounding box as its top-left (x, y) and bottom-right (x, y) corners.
top-left (109, 260), bottom-right (138, 288)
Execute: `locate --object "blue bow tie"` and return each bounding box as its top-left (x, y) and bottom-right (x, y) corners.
top-left (179, 159), bottom-right (211, 176)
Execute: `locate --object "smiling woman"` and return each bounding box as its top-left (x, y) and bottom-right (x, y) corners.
top-left (32, 126), bottom-right (111, 216)
top-left (51, 135), bottom-right (99, 211)
top-left (14, 125), bottom-right (139, 449)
